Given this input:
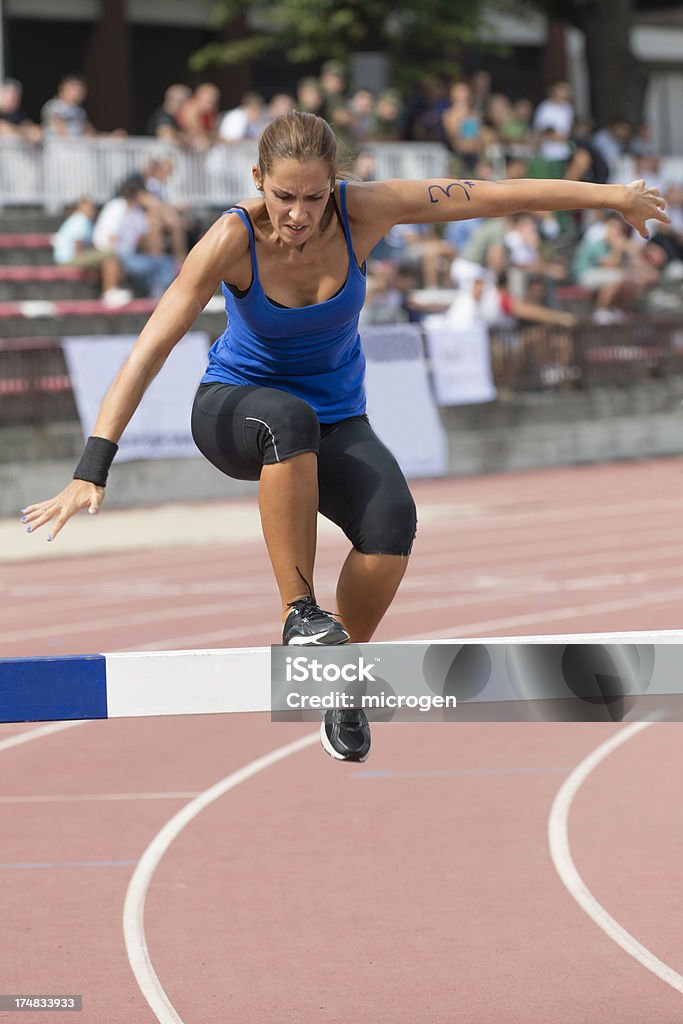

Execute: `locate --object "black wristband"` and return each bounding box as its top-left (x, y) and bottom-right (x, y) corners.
top-left (73, 435), bottom-right (119, 487)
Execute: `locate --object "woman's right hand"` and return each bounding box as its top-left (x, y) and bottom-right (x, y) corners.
top-left (21, 480), bottom-right (105, 542)
top-left (620, 179), bottom-right (670, 239)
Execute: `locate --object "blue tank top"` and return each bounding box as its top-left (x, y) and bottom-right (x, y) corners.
top-left (201, 179), bottom-right (367, 423)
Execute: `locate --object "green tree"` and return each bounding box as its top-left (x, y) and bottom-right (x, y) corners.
top-left (190, 0), bottom-right (508, 89)
top-left (193, 0), bottom-right (653, 129)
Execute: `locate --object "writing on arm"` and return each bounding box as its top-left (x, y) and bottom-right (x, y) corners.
top-left (427, 180), bottom-right (475, 205)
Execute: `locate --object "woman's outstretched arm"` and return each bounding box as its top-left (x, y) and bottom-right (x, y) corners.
top-left (352, 176), bottom-right (669, 241)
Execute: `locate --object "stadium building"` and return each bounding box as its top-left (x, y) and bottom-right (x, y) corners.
top-left (1, 0), bottom-right (683, 151)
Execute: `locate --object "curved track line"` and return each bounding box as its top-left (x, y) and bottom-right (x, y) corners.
top-left (123, 731), bottom-right (320, 1024)
top-left (0, 720), bottom-right (84, 753)
top-left (548, 721), bottom-right (683, 994)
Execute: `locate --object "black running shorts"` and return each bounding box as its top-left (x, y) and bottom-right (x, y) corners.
top-left (191, 383), bottom-right (417, 556)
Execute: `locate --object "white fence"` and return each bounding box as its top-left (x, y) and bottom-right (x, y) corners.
top-left (0, 137), bottom-right (452, 212)
top-left (3, 137), bottom-right (679, 213)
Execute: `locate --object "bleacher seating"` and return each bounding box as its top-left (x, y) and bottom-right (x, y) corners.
top-left (0, 208), bottom-right (226, 338)
top-left (0, 266), bottom-right (98, 301)
top-left (0, 233), bottom-right (54, 265)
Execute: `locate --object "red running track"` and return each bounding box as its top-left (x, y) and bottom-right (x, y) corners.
top-left (1, 458), bottom-right (683, 1022)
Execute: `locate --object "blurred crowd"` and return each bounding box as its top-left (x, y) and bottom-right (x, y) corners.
top-left (4, 66), bottom-right (680, 320)
top-left (51, 157), bottom-right (198, 306)
top-left (0, 66), bottom-right (668, 175)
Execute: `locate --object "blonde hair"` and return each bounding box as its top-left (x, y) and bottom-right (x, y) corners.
top-left (258, 111), bottom-right (340, 182)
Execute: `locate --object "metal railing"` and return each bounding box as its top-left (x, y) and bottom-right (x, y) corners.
top-left (2, 137), bottom-right (681, 212)
top-left (3, 319), bottom-right (683, 428)
top-left (488, 318), bottom-right (683, 391)
top-left (0, 138), bottom-right (452, 212)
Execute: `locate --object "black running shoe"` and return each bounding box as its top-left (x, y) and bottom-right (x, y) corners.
top-left (321, 708), bottom-right (371, 762)
top-left (282, 596), bottom-right (350, 646)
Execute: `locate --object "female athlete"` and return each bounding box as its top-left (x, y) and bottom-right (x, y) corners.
top-left (20, 111), bottom-right (669, 761)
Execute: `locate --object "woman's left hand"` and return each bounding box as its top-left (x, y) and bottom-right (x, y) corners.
top-left (620, 179), bottom-right (670, 239)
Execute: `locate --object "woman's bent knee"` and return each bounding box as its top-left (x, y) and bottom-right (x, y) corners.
top-left (262, 396), bottom-right (320, 464)
top-left (191, 383), bottom-right (320, 478)
top-left (355, 493), bottom-right (417, 556)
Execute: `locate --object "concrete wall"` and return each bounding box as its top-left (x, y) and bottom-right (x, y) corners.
top-left (442, 378), bottom-right (683, 475)
top-left (4, 378), bottom-right (683, 518)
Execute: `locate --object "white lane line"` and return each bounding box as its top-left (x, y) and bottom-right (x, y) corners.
top-left (548, 722), bottom-right (683, 994)
top-left (133, 580), bottom-right (683, 653)
top-left (416, 492), bottom-right (683, 532)
top-left (7, 554), bottom-right (683, 652)
top-left (0, 792), bottom-right (200, 804)
top-left (411, 532), bottom-right (683, 575)
top-left (0, 594), bottom-right (273, 644)
top-left (0, 721), bottom-right (84, 752)
top-left (400, 585), bottom-right (683, 641)
top-left (123, 731), bottom-right (320, 1024)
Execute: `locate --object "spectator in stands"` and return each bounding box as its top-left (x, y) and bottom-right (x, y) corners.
top-left (374, 89), bottom-right (404, 141)
top-left (177, 82), bottom-right (221, 149)
top-left (443, 214), bottom-right (483, 256)
top-left (93, 181), bottom-right (176, 299)
top-left (360, 261), bottom-right (409, 326)
top-left (265, 93), bottom-right (297, 123)
top-left (53, 197), bottom-right (131, 308)
top-left (0, 78), bottom-right (41, 142)
top-left (319, 60), bottom-right (348, 124)
top-left (591, 117), bottom-right (631, 180)
top-left (648, 181), bottom-right (683, 278)
top-left (41, 74), bottom-right (95, 138)
top-left (296, 77), bottom-right (325, 116)
top-left (500, 98), bottom-right (534, 148)
top-left (138, 157), bottom-right (174, 201)
top-left (469, 70), bottom-right (492, 118)
top-left (565, 117), bottom-right (610, 185)
top-left (147, 84), bottom-right (191, 142)
top-left (438, 268), bottom-right (512, 329)
top-left (345, 89), bottom-right (377, 146)
top-left (503, 153), bottom-right (529, 179)
top-left (318, 61), bottom-right (357, 148)
top-left (503, 211), bottom-right (567, 300)
top-left (139, 156), bottom-right (200, 249)
top-left (388, 222), bottom-right (456, 289)
top-left (485, 93), bottom-right (514, 144)
top-left (218, 92), bottom-right (267, 142)
top-left (119, 158), bottom-right (189, 262)
top-left (572, 212), bottom-right (659, 321)
top-left (502, 271), bottom-right (577, 329)
top-left (404, 75), bottom-right (449, 142)
top-left (665, 181), bottom-right (683, 233)
top-left (434, 267), bottom-right (575, 330)
top-left (532, 80), bottom-right (574, 162)
top-left (442, 80), bottom-right (482, 171)
top-left (632, 153), bottom-right (667, 196)
top-left (352, 149), bottom-right (377, 183)
top-left (629, 120), bottom-right (657, 158)
top-left (251, 93), bottom-right (295, 132)
top-left (450, 217), bottom-right (508, 288)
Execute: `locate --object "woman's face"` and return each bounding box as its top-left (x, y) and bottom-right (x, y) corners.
top-left (450, 82), bottom-right (471, 106)
top-left (255, 157), bottom-right (333, 247)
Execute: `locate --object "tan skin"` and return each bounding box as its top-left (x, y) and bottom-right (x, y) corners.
top-left (21, 160), bottom-right (669, 641)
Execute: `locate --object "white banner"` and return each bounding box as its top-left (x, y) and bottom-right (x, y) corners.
top-left (62, 333), bottom-right (210, 462)
top-left (423, 320), bottom-right (497, 406)
top-left (362, 325), bottom-right (448, 478)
